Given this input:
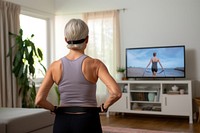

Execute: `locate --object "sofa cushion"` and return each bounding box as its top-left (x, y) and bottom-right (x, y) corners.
top-left (0, 108), bottom-right (55, 133)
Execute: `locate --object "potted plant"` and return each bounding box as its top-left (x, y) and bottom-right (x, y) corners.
top-left (117, 67), bottom-right (126, 73)
top-left (7, 28), bottom-right (46, 108)
top-left (116, 67), bottom-right (126, 80)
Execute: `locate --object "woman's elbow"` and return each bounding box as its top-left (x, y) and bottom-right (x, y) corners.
top-left (111, 91), bottom-right (122, 100)
top-left (117, 92), bottom-right (122, 99)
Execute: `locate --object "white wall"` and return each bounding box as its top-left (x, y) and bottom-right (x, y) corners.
top-left (54, 14), bottom-right (82, 60)
top-left (55, 0), bottom-right (200, 96)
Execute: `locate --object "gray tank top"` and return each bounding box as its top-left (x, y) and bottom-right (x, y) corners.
top-left (58, 54), bottom-right (97, 107)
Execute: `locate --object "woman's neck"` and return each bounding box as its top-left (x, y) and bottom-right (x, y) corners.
top-left (66, 49), bottom-right (85, 60)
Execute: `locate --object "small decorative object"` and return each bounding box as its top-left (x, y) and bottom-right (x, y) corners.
top-left (172, 85), bottom-right (178, 91)
top-left (132, 103), bottom-right (139, 110)
top-left (180, 89), bottom-right (184, 94)
top-left (148, 92), bottom-right (155, 101)
top-left (116, 67), bottom-right (125, 80)
top-left (123, 85), bottom-right (128, 93)
top-left (116, 72), bottom-right (124, 80)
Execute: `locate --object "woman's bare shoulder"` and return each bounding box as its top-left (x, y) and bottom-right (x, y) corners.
top-left (85, 56), bottom-right (103, 65)
top-left (47, 59), bottom-right (63, 84)
top-left (49, 59), bottom-right (62, 71)
top-left (84, 57), bottom-right (106, 73)
top-left (53, 59), bottom-right (62, 65)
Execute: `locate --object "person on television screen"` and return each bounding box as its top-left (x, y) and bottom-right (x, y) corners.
top-left (145, 52), bottom-right (164, 77)
top-left (35, 19), bottom-right (122, 133)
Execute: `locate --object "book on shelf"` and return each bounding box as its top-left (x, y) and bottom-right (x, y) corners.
top-left (131, 92), bottom-right (148, 101)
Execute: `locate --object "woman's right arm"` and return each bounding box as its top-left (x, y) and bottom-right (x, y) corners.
top-left (35, 63), bottom-right (55, 112)
top-left (97, 61), bottom-right (122, 111)
top-left (35, 60), bottom-right (62, 112)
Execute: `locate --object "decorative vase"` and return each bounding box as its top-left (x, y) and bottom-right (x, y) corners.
top-left (148, 92), bottom-right (155, 101)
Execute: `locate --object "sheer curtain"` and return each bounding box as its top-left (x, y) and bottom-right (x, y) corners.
top-left (0, 1), bottom-right (21, 107)
top-left (83, 10), bottom-right (120, 105)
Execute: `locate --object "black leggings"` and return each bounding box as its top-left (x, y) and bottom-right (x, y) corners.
top-left (53, 112), bottom-right (102, 133)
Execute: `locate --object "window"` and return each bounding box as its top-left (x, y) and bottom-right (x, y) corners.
top-left (84, 11), bottom-right (120, 77)
top-left (20, 14), bottom-right (47, 78)
top-left (83, 11), bottom-right (120, 105)
top-left (87, 18), bottom-right (115, 72)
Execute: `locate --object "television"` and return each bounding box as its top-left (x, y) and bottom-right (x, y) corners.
top-left (126, 45), bottom-right (186, 79)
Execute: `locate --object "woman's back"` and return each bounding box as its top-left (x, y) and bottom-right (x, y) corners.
top-left (58, 54), bottom-right (97, 107)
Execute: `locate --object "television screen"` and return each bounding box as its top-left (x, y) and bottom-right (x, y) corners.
top-left (126, 45), bottom-right (185, 78)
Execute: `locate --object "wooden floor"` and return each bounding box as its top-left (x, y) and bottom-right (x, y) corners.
top-left (100, 113), bottom-right (200, 133)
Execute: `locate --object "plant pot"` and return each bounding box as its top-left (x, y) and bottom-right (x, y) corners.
top-left (116, 72), bottom-right (124, 80)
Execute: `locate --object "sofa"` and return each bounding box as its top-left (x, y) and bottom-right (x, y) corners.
top-left (0, 108), bottom-right (55, 133)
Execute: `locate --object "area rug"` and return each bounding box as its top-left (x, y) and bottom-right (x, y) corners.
top-left (102, 126), bottom-right (183, 133)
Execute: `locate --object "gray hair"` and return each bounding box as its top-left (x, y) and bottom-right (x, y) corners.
top-left (64, 19), bottom-right (89, 50)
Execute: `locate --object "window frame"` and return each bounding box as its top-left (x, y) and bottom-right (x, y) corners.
top-left (20, 9), bottom-right (55, 76)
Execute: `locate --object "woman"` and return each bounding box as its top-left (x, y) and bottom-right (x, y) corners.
top-left (35, 19), bottom-right (122, 133)
top-left (146, 52), bottom-right (164, 77)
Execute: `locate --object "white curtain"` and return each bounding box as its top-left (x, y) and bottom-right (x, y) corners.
top-left (0, 0), bottom-right (21, 107)
top-left (83, 10), bottom-right (120, 105)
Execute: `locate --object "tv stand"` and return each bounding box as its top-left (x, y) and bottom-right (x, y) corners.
top-left (107, 80), bottom-right (193, 124)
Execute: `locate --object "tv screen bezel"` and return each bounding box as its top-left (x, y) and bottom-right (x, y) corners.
top-left (125, 45), bottom-right (186, 79)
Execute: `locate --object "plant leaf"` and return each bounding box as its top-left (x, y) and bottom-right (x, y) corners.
top-left (19, 28), bottom-right (23, 36)
top-left (29, 65), bottom-right (35, 75)
top-left (37, 48), bottom-right (43, 61)
top-left (39, 62), bottom-right (47, 73)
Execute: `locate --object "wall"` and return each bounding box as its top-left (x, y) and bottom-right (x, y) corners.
top-left (5, 0), bottom-right (55, 14)
top-left (54, 0), bottom-right (200, 96)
